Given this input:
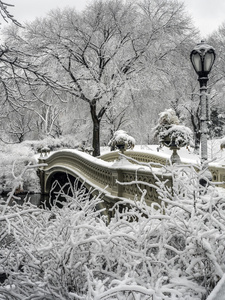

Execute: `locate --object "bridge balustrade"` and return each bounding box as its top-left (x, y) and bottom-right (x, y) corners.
top-left (100, 150), bottom-right (225, 188)
top-left (100, 150), bottom-right (167, 166)
top-left (38, 150), bottom-right (171, 209)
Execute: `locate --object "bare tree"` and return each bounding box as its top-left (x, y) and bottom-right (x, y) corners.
top-left (2, 0), bottom-right (196, 154)
top-left (20, 1), bottom-right (149, 156)
top-left (7, 110), bottom-right (34, 143)
top-left (7, 0), bottom-right (193, 156)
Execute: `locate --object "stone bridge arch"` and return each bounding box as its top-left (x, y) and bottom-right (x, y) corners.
top-left (44, 166), bottom-right (88, 196)
top-left (39, 165), bottom-right (108, 212)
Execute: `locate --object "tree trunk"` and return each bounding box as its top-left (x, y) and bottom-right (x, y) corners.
top-left (194, 131), bottom-right (200, 154)
top-left (92, 118), bottom-right (100, 157)
top-left (90, 102), bottom-right (101, 157)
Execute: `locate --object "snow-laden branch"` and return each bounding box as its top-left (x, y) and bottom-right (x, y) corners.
top-left (0, 1), bottom-right (21, 26)
top-left (1, 153), bottom-right (225, 299)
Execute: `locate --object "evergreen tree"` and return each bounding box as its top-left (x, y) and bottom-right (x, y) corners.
top-left (208, 108), bottom-right (225, 138)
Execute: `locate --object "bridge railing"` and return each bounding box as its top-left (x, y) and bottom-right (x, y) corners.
top-left (99, 150), bottom-right (168, 166)
top-left (38, 148), bottom-right (225, 212)
top-left (38, 150), bottom-right (172, 209)
top-left (100, 150), bottom-right (225, 188)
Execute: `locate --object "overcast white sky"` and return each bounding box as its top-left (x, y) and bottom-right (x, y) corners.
top-left (8, 0), bottom-right (225, 38)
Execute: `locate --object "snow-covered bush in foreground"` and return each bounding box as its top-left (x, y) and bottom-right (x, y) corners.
top-left (0, 161), bottom-right (225, 299)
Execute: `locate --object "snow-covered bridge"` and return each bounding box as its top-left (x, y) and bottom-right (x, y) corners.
top-left (38, 148), bottom-right (225, 212)
top-left (38, 149), bottom-right (172, 211)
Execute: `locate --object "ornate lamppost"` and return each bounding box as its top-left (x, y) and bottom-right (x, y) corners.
top-left (190, 41), bottom-right (216, 164)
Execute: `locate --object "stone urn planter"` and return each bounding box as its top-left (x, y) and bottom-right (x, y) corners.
top-left (158, 124), bottom-right (193, 164)
top-left (160, 135), bottom-right (182, 164)
top-left (108, 130), bottom-right (135, 158)
top-left (115, 142), bottom-right (126, 154)
top-left (153, 109), bottom-right (193, 164)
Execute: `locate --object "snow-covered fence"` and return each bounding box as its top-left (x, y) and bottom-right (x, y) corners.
top-left (38, 149), bottom-right (172, 210)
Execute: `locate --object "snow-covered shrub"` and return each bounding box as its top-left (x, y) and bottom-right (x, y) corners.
top-left (0, 160), bottom-right (225, 299)
top-left (23, 135), bottom-right (80, 153)
top-left (111, 162), bottom-right (225, 299)
top-left (0, 179), bottom-right (108, 299)
top-left (154, 108), bottom-right (193, 148)
top-left (0, 135), bottom-right (80, 195)
top-left (0, 142), bottom-right (40, 194)
top-left (108, 130), bottom-right (135, 151)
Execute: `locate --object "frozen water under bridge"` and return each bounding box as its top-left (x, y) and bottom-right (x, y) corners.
top-left (38, 148), bottom-right (225, 212)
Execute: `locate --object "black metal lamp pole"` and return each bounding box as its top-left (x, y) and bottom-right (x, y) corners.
top-left (190, 41), bottom-right (216, 163)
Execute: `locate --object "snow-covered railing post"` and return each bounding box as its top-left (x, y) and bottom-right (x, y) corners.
top-left (110, 168), bottom-right (123, 198)
top-left (38, 155), bottom-right (49, 197)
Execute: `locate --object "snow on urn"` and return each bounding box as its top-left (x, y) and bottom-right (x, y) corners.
top-left (154, 109), bottom-right (193, 164)
top-left (108, 130), bottom-right (135, 153)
